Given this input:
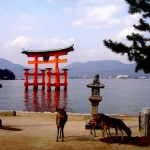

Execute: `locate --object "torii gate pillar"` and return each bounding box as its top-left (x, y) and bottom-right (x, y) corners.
top-left (54, 55), bottom-right (60, 90)
top-left (33, 56), bottom-right (38, 90)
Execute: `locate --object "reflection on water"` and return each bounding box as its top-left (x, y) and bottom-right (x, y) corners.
top-left (24, 90), bottom-right (68, 112)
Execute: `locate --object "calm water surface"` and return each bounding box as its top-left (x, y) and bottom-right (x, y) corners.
top-left (0, 79), bottom-right (150, 115)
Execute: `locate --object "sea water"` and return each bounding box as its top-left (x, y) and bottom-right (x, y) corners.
top-left (0, 79), bottom-right (150, 115)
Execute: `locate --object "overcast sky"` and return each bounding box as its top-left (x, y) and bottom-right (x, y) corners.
top-left (0, 0), bottom-right (141, 68)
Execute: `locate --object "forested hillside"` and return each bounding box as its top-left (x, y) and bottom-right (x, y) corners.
top-left (0, 69), bottom-right (15, 80)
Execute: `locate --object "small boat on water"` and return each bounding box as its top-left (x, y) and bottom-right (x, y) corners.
top-left (0, 83), bottom-right (2, 88)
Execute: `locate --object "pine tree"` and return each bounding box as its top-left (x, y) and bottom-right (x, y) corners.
top-left (103, 0), bottom-right (150, 73)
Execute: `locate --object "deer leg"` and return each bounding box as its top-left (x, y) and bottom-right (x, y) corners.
top-left (101, 126), bottom-right (104, 139)
top-left (59, 127), bottom-right (63, 138)
top-left (94, 125), bottom-right (96, 137)
top-left (90, 124), bottom-right (93, 135)
top-left (108, 128), bottom-right (111, 137)
top-left (93, 124), bottom-right (96, 137)
top-left (61, 126), bottom-right (64, 142)
top-left (102, 127), bottom-right (107, 140)
top-left (102, 129), bottom-right (104, 139)
top-left (106, 128), bottom-right (111, 137)
top-left (105, 128), bottom-right (109, 137)
top-left (59, 128), bottom-right (62, 138)
top-left (115, 128), bottom-right (118, 139)
top-left (120, 130), bottom-right (123, 140)
top-left (56, 127), bottom-right (59, 142)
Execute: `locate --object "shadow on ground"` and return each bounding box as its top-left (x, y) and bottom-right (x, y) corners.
top-left (0, 125), bottom-right (22, 131)
top-left (100, 136), bottom-right (150, 147)
top-left (65, 135), bottom-right (94, 141)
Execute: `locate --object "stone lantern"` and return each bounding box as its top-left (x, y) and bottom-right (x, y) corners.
top-left (87, 74), bottom-right (105, 115)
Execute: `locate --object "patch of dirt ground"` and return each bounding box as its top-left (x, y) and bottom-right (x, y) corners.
top-left (0, 112), bottom-right (150, 150)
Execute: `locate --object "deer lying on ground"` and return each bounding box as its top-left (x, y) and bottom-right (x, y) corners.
top-left (93, 113), bottom-right (132, 140)
top-left (56, 107), bottom-right (68, 142)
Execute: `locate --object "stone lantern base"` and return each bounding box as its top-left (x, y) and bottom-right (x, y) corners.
top-left (85, 95), bottom-right (102, 130)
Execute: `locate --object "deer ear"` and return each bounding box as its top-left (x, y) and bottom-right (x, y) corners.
top-left (56, 108), bottom-right (59, 112)
top-left (62, 107), bottom-right (65, 111)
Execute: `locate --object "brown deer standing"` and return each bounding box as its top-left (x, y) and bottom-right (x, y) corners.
top-left (90, 113), bottom-right (111, 137)
top-left (94, 113), bottom-right (132, 140)
top-left (56, 107), bottom-right (68, 142)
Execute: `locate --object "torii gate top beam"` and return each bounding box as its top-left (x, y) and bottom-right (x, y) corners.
top-left (21, 44), bottom-right (74, 57)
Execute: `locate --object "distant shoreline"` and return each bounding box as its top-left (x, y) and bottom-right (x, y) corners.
top-left (0, 110), bottom-right (138, 118)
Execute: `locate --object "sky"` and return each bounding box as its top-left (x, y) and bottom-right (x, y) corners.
top-left (0, 0), bottom-right (141, 68)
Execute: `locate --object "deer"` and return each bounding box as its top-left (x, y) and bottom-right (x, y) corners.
top-left (93, 113), bottom-right (132, 140)
top-left (90, 113), bottom-right (111, 137)
top-left (56, 107), bottom-right (68, 142)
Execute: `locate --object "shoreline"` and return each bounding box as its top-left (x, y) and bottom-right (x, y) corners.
top-left (0, 110), bottom-right (138, 119)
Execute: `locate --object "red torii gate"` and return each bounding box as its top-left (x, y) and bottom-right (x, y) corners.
top-left (22, 44), bottom-right (74, 90)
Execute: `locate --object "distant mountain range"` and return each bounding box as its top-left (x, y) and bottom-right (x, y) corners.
top-left (65, 60), bottom-right (148, 78)
top-left (0, 58), bottom-right (148, 79)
